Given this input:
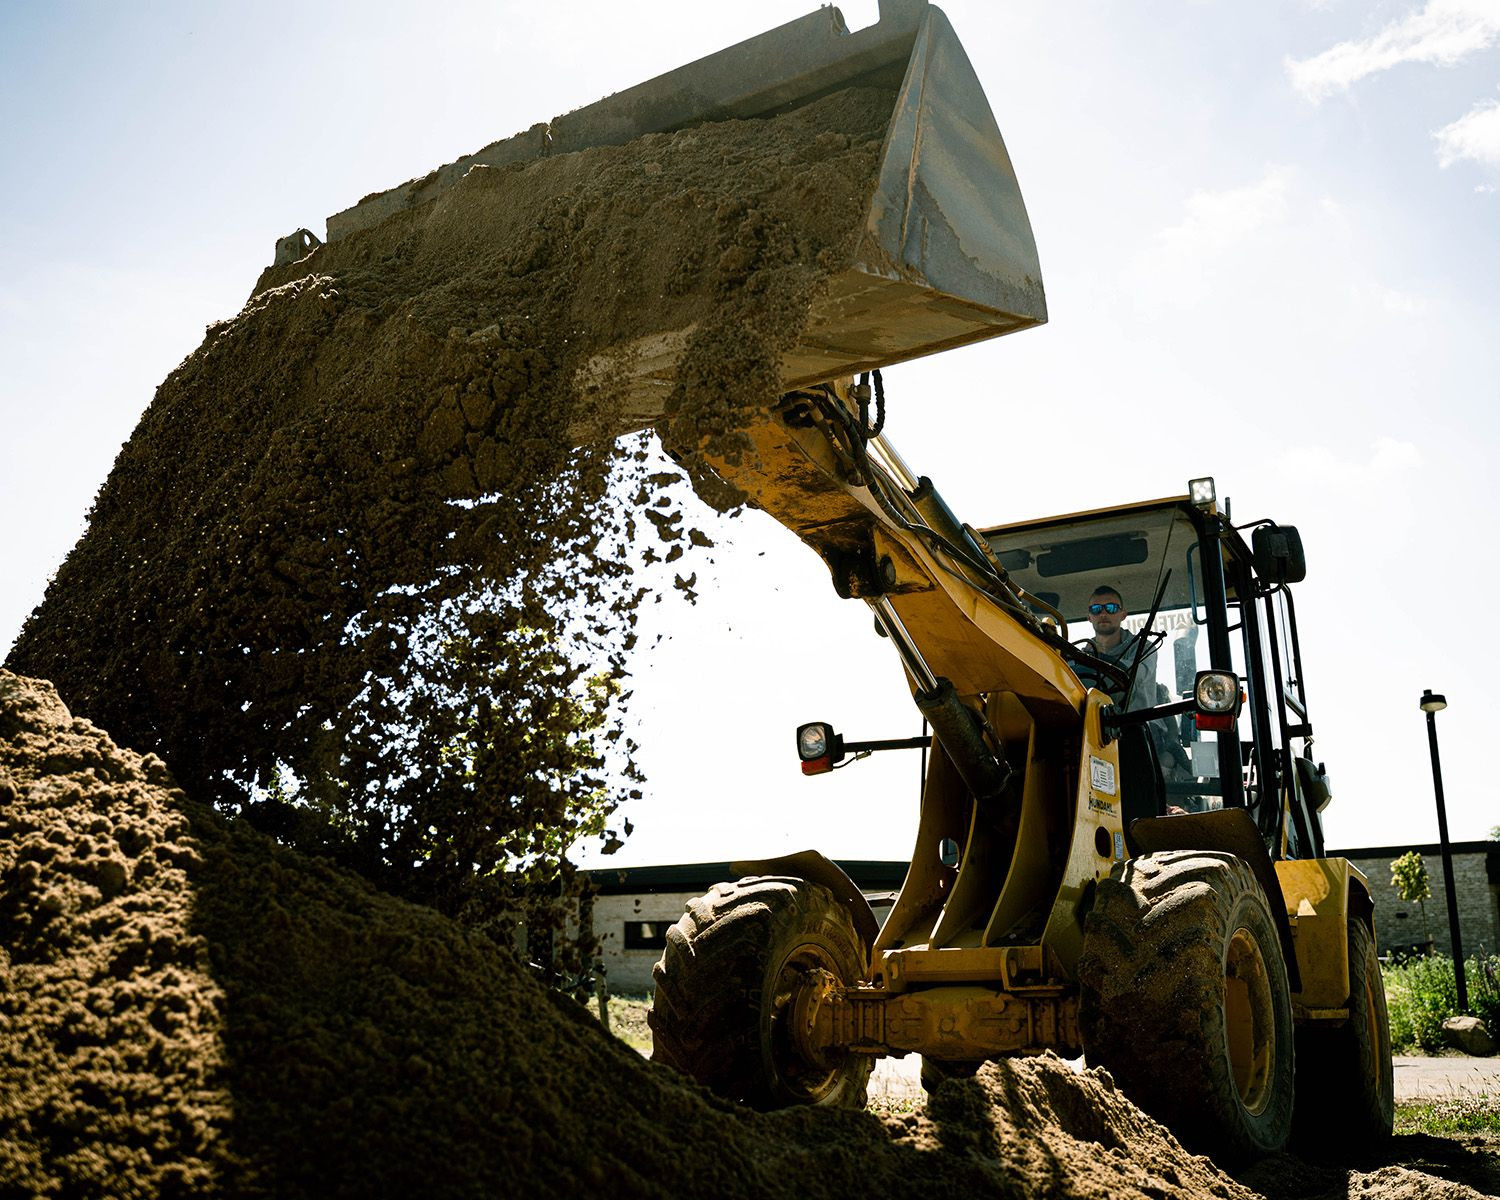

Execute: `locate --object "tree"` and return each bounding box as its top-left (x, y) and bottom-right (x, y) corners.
top-left (1390, 850), bottom-right (1433, 949)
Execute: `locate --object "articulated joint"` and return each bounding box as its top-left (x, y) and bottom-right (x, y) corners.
top-left (806, 985), bottom-right (1082, 1061)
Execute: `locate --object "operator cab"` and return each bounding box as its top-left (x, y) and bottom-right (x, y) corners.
top-left (978, 477), bottom-right (1329, 861)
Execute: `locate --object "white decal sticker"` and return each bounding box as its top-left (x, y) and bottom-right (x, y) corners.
top-left (1089, 755), bottom-right (1117, 796)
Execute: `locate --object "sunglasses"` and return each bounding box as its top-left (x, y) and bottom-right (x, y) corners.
top-left (1088, 602), bottom-right (1122, 615)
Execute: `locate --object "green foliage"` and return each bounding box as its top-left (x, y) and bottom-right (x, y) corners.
top-left (1390, 850), bottom-right (1434, 945)
top-left (1390, 850), bottom-right (1431, 903)
top-left (1384, 951), bottom-right (1500, 1053)
top-left (1475, 953), bottom-right (1500, 1035)
top-left (1385, 953), bottom-right (1458, 1052)
top-left (1395, 1094), bottom-right (1500, 1135)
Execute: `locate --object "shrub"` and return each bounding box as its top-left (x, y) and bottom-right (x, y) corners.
top-left (1472, 952), bottom-right (1500, 1035)
top-left (1385, 953), bottom-right (1457, 1052)
top-left (1384, 951), bottom-right (1500, 1053)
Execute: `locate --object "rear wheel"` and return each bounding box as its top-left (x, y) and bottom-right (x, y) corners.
top-left (1078, 851), bottom-right (1295, 1161)
top-left (648, 876), bottom-right (872, 1109)
top-left (1294, 917), bottom-right (1393, 1149)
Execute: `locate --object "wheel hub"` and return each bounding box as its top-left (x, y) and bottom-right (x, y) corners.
top-left (1224, 925), bottom-right (1275, 1115)
top-left (786, 965), bottom-right (841, 1070)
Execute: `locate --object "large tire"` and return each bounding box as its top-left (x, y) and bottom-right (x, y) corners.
top-left (648, 876), bottom-right (873, 1109)
top-left (1293, 918), bottom-right (1394, 1150)
top-left (1078, 851), bottom-right (1295, 1161)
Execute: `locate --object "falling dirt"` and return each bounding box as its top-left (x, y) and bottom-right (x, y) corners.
top-left (4, 85), bottom-right (895, 933)
top-left (3, 73), bottom-right (1496, 1200)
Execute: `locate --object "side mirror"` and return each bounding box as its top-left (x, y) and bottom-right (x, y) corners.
top-left (1295, 755), bottom-right (1333, 812)
top-left (1252, 524), bottom-right (1306, 585)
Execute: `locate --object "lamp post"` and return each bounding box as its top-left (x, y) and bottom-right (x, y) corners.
top-left (1420, 688), bottom-right (1467, 1012)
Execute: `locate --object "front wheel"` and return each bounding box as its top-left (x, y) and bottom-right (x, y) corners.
top-left (648, 876), bottom-right (872, 1109)
top-left (1078, 851), bottom-right (1295, 1161)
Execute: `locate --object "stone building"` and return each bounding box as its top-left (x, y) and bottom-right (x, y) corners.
top-left (1337, 839), bottom-right (1500, 961)
top-left (585, 860), bottom-right (906, 994)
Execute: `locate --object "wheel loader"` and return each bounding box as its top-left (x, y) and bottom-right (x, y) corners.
top-left (271, 0), bottom-right (1392, 1163)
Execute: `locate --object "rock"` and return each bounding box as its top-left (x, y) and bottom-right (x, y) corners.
top-left (1442, 1015), bottom-right (1497, 1056)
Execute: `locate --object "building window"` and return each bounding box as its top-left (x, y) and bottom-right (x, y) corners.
top-left (624, 921), bottom-right (670, 950)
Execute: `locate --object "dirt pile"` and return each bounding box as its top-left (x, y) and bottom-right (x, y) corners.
top-left (0, 673), bottom-right (231, 1194)
top-left (3, 668), bottom-right (1267, 1199)
top-left (4, 86), bottom-right (894, 931)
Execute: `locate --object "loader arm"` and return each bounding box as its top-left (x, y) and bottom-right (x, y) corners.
top-left (715, 384), bottom-right (1087, 722)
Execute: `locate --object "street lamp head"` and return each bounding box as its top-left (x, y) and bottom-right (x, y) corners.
top-left (1420, 689), bottom-right (1447, 713)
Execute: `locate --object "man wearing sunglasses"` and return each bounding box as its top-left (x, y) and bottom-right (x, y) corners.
top-left (1080, 584), bottom-right (1194, 801)
top-left (1082, 585), bottom-right (1143, 692)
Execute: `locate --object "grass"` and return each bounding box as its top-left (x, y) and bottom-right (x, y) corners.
top-left (595, 992), bottom-right (653, 1053)
top-left (1395, 1093), bottom-right (1500, 1136)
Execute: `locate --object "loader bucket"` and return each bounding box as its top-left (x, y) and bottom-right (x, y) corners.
top-left (273, 0), bottom-right (1044, 423)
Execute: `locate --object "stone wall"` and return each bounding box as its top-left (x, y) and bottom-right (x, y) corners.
top-left (1336, 840), bottom-right (1500, 960)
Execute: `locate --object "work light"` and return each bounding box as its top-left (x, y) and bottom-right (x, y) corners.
top-left (1193, 670), bottom-right (1241, 731)
top-left (796, 722), bottom-right (844, 775)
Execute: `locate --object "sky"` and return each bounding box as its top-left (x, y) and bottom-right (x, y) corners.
top-left (2, 0), bottom-right (1497, 872)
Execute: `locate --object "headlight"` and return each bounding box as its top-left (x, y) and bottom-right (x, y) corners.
top-left (1194, 671), bottom-right (1239, 713)
top-left (1193, 670), bottom-right (1241, 732)
top-left (796, 722), bottom-right (843, 775)
top-left (797, 723), bottom-right (830, 761)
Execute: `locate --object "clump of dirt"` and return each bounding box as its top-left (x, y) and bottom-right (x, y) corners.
top-left (4, 86), bottom-right (895, 930)
top-left (3, 669), bottom-right (1264, 1199)
top-left (0, 672), bottom-right (237, 1193)
top-left (1238, 1143), bottom-right (1500, 1200)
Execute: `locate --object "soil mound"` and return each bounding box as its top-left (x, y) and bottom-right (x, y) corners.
top-left (1, 669), bottom-right (1258, 1200)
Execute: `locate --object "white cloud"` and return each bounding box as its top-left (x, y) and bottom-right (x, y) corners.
top-left (1273, 438), bottom-right (1425, 533)
top-left (1434, 97), bottom-right (1500, 167)
top-left (1129, 167), bottom-right (1296, 306)
top-left (1356, 281), bottom-right (1432, 315)
top-left (1151, 167), bottom-right (1293, 261)
top-left (1286, 0), bottom-right (1500, 101)
top-left (1275, 437), bottom-right (1424, 492)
